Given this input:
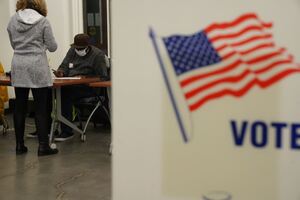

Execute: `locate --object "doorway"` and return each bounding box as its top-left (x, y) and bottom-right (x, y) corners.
top-left (82, 0), bottom-right (110, 56)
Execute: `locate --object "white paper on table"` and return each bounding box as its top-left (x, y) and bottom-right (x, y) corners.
top-left (54, 77), bottom-right (82, 80)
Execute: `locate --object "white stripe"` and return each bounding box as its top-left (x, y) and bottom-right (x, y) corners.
top-left (211, 30), bottom-right (272, 48)
top-left (219, 46), bottom-right (283, 61)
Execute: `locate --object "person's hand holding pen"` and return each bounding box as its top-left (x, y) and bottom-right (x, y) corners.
top-left (52, 69), bottom-right (64, 77)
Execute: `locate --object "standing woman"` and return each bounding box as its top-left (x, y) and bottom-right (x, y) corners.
top-left (7, 0), bottom-right (58, 156)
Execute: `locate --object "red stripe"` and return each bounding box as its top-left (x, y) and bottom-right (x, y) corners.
top-left (204, 13), bottom-right (272, 34)
top-left (185, 59), bottom-right (293, 99)
top-left (255, 59), bottom-right (293, 73)
top-left (229, 34), bottom-right (272, 47)
top-left (219, 42), bottom-right (274, 56)
top-left (216, 45), bottom-right (227, 51)
top-left (186, 70), bottom-right (250, 99)
top-left (189, 68), bottom-right (300, 111)
top-left (210, 25), bottom-right (270, 43)
top-left (181, 48), bottom-right (285, 87)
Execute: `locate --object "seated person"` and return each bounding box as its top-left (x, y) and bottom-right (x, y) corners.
top-left (53, 33), bottom-right (108, 141)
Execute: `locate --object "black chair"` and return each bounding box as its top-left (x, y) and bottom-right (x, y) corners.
top-left (74, 87), bottom-right (110, 131)
top-left (73, 56), bottom-right (111, 141)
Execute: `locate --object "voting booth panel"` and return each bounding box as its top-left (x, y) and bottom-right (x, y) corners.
top-left (112, 1), bottom-right (300, 200)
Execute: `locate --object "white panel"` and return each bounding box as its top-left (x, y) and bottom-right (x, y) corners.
top-left (112, 0), bottom-right (300, 200)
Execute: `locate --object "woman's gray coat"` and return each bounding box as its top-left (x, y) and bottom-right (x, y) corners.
top-left (7, 9), bottom-right (57, 88)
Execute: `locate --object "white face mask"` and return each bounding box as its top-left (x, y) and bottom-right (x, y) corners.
top-left (75, 47), bottom-right (88, 57)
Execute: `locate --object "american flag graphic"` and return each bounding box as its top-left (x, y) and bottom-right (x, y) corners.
top-left (162, 13), bottom-right (300, 111)
top-left (150, 13), bottom-right (300, 142)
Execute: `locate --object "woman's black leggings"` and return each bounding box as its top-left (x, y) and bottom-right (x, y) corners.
top-left (14, 87), bottom-right (51, 144)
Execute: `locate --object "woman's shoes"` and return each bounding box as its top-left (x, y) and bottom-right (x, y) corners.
top-left (16, 143), bottom-right (59, 156)
top-left (16, 144), bottom-right (28, 155)
top-left (38, 144), bottom-right (58, 156)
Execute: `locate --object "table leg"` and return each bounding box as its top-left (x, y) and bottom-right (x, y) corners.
top-left (56, 87), bottom-right (84, 134)
top-left (49, 88), bottom-right (57, 148)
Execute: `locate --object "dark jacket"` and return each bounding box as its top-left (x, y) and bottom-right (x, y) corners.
top-left (58, 46), bottom-right (108, 80)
